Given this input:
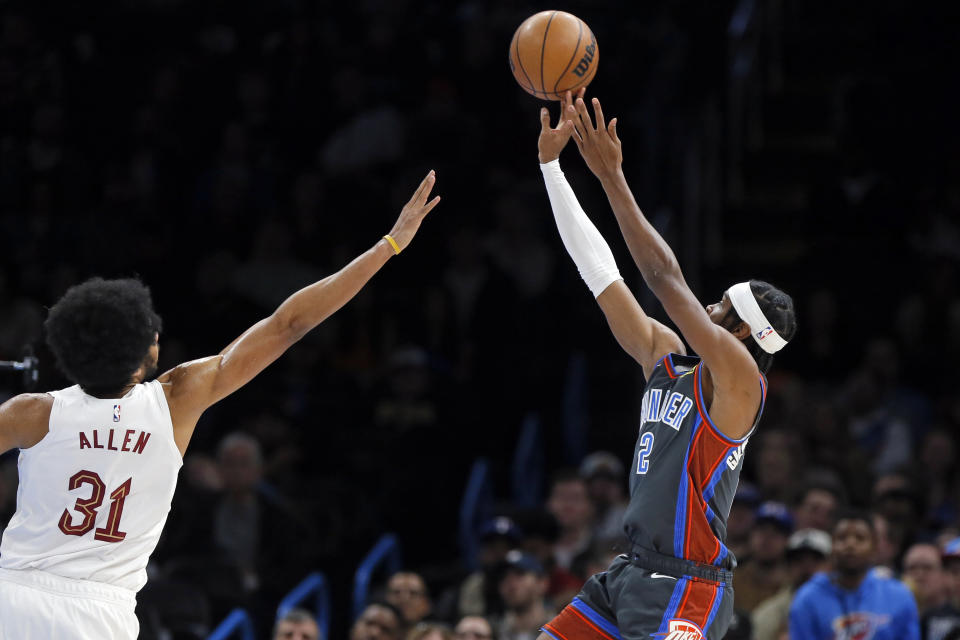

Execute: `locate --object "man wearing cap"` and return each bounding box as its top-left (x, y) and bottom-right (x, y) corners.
top-left (535, 91), bottom-right (797, 640)
top-left (789, 510), bottom-right (919, 639)
top-left (732, 501), bottom-right (793, 613)
top-left (494, 550), bottom-right (556, 640)
top-left (751, 528), bottom-right (831, 640)
top-left (455, 516), bottom-right (525, 618)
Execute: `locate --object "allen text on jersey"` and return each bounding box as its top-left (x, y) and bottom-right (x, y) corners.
top-left (78, 428), bottom-right (151, 454)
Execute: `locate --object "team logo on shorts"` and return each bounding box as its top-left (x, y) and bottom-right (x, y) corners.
top-left (653, 619), bottom-right (704, 640)
top-left (113, 404), bottom-right (121, 422)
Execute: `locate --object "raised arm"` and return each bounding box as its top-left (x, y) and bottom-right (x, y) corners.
top-left (159, 171), bottom-right (440, 455)
top-left (537, 96), bottom-right (683, 379)
top-left (566, 97), bottom-right (760, 437)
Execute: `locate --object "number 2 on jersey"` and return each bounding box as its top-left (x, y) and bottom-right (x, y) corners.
top-left (57, 470), bottom-right (132, 543)
top-left (636, 432), bottom-right (655, 474)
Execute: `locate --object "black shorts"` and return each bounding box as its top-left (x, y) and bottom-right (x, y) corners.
top-left (542, 553), bottom-right (734, 640)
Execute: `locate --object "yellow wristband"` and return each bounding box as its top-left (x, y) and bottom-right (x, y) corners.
top-left (383, 234), bottom-right (401, 255)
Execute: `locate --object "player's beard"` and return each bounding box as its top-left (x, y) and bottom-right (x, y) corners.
top-left (140, 352), bottom-right (159, 382)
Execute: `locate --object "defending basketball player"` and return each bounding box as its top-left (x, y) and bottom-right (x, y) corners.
top-left (0, 171), bottom-right (440, 639)
top-left (534, 91), bottom-right (796, 639)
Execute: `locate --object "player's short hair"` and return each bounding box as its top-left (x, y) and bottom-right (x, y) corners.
top-left (726, 280), bottom-right (796, 374)
top-left (44, 277), bottom-right (162, 395)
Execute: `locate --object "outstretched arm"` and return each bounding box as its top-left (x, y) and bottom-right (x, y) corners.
top-left (159, 171), bottom-right (441, 455)
top-left (537, 95), bottom-right (683, 378)
top-left (567, 97), bottom-right (760, 437)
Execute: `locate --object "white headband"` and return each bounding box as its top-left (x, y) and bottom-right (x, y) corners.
top-left (726, 282), bottom-right (788, 354)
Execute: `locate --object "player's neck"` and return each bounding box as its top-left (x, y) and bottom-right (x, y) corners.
top-left (84, 381), bottom-right (138, 399)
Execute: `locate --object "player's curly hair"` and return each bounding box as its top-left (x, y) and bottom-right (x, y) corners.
top-left (44, 277), bottom-right (162, 395)
top-left (725, 280), bottom-right (797, 375)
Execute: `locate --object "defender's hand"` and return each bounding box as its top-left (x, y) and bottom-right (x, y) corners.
top-left (538, 89), bottom-right (584, 164)
top-left (568, 96), bottom-right (622, 180)
top-left (387, 171), bottom-right (441, 252)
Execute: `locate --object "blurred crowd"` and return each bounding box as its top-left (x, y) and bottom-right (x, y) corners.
top-left (0, 0), bottom-right (957, 638)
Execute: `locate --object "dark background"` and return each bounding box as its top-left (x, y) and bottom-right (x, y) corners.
top-left (0, 0), bottom-right (957, 637)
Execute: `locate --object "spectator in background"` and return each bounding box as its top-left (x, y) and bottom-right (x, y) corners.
top-left (154, 431), bottom-right (312, 630)
top-left (212, 432), bottom-right (307, 596)
top-left (794, 478), bottom-right (844, 533)
top-left (845, 368), bottom-right (913, 476)
top-left (904, 542), bottom-right (960, 640)
top-left (454, 616), bottom-right (495, 640)
top-left (351, 602), bottom-right (405, 640)
top-left (386, 571), bottom-right (433, 626)
top-left (919, 428), bottom-right (959, 531)
top-left (727, 482), bottom-right (761, 563)
top-left (752, 528), bottom-right (831, 640)
top-left (493, 551), bottom-right (555, 640)
top-left (732, 501), bottom-right (793, 612)
top-left (273, 608), bottom-right (321, 640)
top-left (578, 451), bottom-right (629, 543)
top-left (545, 470), bottom-right (595, 572)
top-left (873, 511), bottom-right (901, 571)
top-left (789, 510), bottom-right (920, 640)
top-left (874, 472), bottom-right (924, 559)
top-left (904, 543), bottom-right (951, 617)
top-left (944, 538), bottom-right (960, 604)
top-left (406, 622), bottom-right (453, 640)
top-left (753, 430), bottom-right (800, 504)
top-left (512, 508), bottom-right (581, 608)
top-left (455, 516), bottom-right (523, 618)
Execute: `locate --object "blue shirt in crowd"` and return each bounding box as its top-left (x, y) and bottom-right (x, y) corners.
top-left (789, 568), bottom-right (920, 640)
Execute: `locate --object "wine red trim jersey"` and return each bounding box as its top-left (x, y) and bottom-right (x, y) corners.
top-left (0, 382), bottom-right (182, 592)
top-left (623, 354), bottom-right (766, 569)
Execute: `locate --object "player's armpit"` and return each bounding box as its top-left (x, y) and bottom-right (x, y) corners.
top-left (596, 280), bottom-right (684, 379)
top-left (0, 393), bottom-right (53, 454)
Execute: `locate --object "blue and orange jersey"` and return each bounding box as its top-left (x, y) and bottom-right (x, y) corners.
top-left (623, 354), bottom-right (767, 570)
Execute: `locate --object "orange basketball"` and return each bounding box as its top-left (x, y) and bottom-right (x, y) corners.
top-left (509, 11), bottom-right (598, 101)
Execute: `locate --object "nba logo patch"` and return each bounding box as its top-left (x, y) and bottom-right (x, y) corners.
top-left (654, 619), bottom-right (704, 640)
top-left (113, 404), bottom-right (121, 422)
top-left (755, 326), bottom-right (775, 341)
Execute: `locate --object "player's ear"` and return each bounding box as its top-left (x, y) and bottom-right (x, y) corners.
top-left (731, 321), bottom-right (751, 342)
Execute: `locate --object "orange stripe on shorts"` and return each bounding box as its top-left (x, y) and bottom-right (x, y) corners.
top-left (544, 604), bottom-right (618, 640)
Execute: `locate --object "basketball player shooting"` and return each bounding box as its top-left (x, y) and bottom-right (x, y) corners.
top-left (0, 171), bottom-right (440, 639)
top-left (534, 91), bottom-right (796, 639)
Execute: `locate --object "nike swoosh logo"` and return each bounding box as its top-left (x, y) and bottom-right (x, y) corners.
top-left (650, 572), bottom-right (677, 580)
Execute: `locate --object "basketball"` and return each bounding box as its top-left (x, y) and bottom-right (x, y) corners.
top-left (509, 11), bottom-right (598, 101)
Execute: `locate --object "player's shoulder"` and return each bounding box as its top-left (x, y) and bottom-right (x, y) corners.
top-left (1, 392), bottom-right (54, 415)
top-left (157, 357), bottom-right (220, 390)
top-left (0, 392), bottom-right (54, 450)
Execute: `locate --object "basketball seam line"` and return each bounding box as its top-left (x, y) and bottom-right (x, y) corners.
top-left (540, 11), bottom-right (557, 98)
top-left (514, 30), bottom-right (537, 98)
top-left (553, 17), bottom-right (583, 97)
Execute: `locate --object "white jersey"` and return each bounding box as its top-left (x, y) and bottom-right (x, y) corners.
top-left (0, 381), bottom-right (182, 592)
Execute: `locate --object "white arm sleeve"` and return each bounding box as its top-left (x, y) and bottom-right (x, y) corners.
top-left (540, 159), bottom-right (622, 298)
